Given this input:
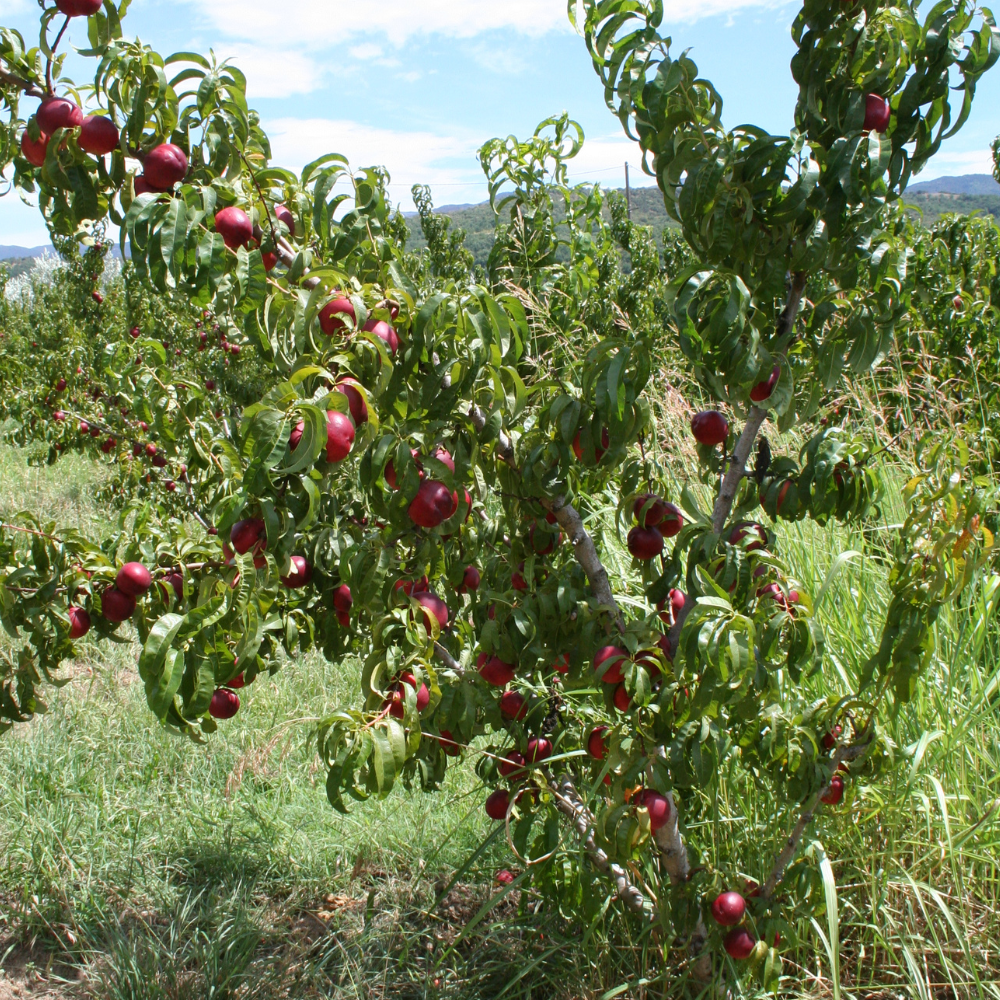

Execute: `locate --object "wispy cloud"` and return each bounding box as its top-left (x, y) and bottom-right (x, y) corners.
top-left (175, 0), bottom-right (573, 48)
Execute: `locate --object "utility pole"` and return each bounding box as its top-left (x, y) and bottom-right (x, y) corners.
top-left (625, 162), bottom-right (632, 219)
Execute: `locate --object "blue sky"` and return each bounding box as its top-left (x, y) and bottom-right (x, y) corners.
top-left (1, 0), bottom-right (998, 246)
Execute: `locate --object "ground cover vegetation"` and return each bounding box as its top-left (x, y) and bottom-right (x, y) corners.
top-left (1, 0), bottom-right (1000, 996)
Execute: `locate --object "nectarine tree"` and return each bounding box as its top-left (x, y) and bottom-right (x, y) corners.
top-left (0, 0), bottom-right (997, 986)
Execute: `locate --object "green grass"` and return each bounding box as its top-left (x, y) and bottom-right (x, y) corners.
top-left (2, 424), bottom-right (1000, 999)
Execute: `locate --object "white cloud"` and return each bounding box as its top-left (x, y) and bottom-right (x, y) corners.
top-left (216, 44), bottom-right (325, 98)
top-left (175, 0), bottom-right (574, 49)
top-left (265, 117), bottom-right (488, 209)
top-left (661, 0), bottom-right (792, 22)
top-left (914, 146), bottom-right (995, 180)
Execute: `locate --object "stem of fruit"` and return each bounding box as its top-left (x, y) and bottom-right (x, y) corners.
top-left (45, 15), bottom-right (70, 97)
top-left (550, 775), bottom-right (656, 918)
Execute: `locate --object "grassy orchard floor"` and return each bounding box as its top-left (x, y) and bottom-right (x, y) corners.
top-left (0, 437), bottom-right (999, 999)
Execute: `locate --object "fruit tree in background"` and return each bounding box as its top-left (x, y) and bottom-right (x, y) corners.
top-left (0, 0), bottom-right (997, 986)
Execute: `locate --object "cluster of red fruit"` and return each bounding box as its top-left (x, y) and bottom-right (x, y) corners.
top-left (593, 643), bottom-right (668, 713)
top-left (385, 445), bottom-right (472, 530)
top-left (319, 296), bottom-right (400, 355)
top-left (585, 725), bottom-right (672, 828)
top-left (20, 95), bottom-right (118, 167)
top-left (626, 494), bottom-right (683, 561)
top-left (485, 735), bottom-right (553, 820)
top-left (711, 890), bottom-right (757, 960)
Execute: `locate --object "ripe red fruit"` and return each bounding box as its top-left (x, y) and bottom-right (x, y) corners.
top-left (821, 774), bottom-right (845, 805)
top-left (79, 116), bottom-right (119, 155)
top-left (55, 378), bottom-right (66, 393)
top-left (953, 294), bottom-right (964, 311)
top-left (572, 426), bottom-right (610, 462)
top-left (209, 688), bottom-right (240, 720)
top-left (750, 364), bottom-right (781, 403)
top-left (288, 421), bottom-right (304, 451)
top-left (729, 522), bottom-right (768, 552)
top-left (261, 252), bottom-right (278, 271)
top-left (151, 454), bottom-right (167, 469)
top-left (478, 654), bottom-right (516, 687)
top-left (281, 556), bottom-right (312, 589)
top-left (612, 683), bottom-right (632, 712)
top-left (21, 129), bottom-right (49, 166)
top-left (92, 291), bottom-right (104, 305)
top-left (37, 97), bottom-right (83, 135)
top-left (325, 410), bottom-right (355, 462)
top-left (724, 927), bottom-right (756, 960)
top-left (274, 203), bottom-right (295, 233)
top-left (335, 378), bottom-right (368, 424)
top-left (102, 586), bottom-right (136, 623)
top-left (691, 410), bottom-right (729, 447)
top-left (458, 565), bottom-right (481, 593)
top-left (116, 562), bottom-right (152, 597)
top-left (227, 672), bottom-right (246, 689)
top-left (529, 524), bottom-right (559, 555)
top-left (333, 584), bottom-right (353, 613)
top-left (134, 175), bottom-right (157, 196)
top-left (53, 410), bottom-right (66, 422)
top-left (319, 297), bottom-right (356, 335)
top-left (863, 93), bottom-right (891, 133)
top-left (525, 737), bottom-right (552, 763)
top-left (67, 606), bottom-right (91, 640)
top-left (438, 730), bottom-right (461, 756)
top-left (215, 207), bottom-right (253, 250)
top-left (640, 789), bottom-right (671, 830)
top-left (499, 690), bottom-right (527, 720)
top-left (498, 750), bottom-right (527, 777)
top-left (413, 591), bottom-right (449, 631)
top-left (495, 870), bottom-right (515, 885)
top-left (551, 654), bottom-right (569, 675)
top-left (434, 445), bottom-right (455, 472)
top-left (364, 318), bottom-right (399, 355)
top-left (711, 891), bottom-right (746, 927)
top-left (408, 480), bottom-right (454, 528)
top-left (56, 0), bottom-right (103, 14)
top-left (230, 518), bottom-right (265, 555)
top-left (511, 563), bottom-right (528, 592)
top-left (587, 726), bottom-right (608, 760)
top-left (385, 449), bottom-right (422, 490)
top-left (336, 610), bottom-right (350, 629)
top-left (143, 144), bottom-right (188, 191)
top-left (164, 480), bottom-right (177, 493)
top-left (160, 571), bottom-right (183, 600)
top-left (594, 646), bottom-right (627, 685)
top-left (632, 494), bottom-right (667, 527)
top-left (395, 577), bottom-right (429, 597)
top-left (485, 789), bottom-right (510, 820)
top-left (627, 525), bottom-right (664, 561)
top-left (822, 724), bottom-right (842, 750)
top-left (660, 503), bottom-right (684, 538)
top-left (79, 422), bottom-right (90, 435)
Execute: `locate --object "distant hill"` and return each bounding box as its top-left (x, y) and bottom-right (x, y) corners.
top-left (0, 244), bottom-right (50, 260)
top-left (405, 185), bottom-right (675, 266)
top-left (907, 173), bottom-right (1000, 195)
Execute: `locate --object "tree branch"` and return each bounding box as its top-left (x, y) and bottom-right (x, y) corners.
top-left (0, 66), bottom-right (46, 100)
top-left (543, 496), bottom-right (625, 633)
top-left (550, 775), bottom-right (656, 918)
top-left (433, 641), bottom-right (465, 677)
top-left (761, 738), bottom-right (871, 900)
top-left (709, 272), bottom-right (808, 537)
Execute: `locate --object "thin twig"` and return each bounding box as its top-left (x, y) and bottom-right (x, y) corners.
top-left (45, 15), bottom-right (70, 97)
